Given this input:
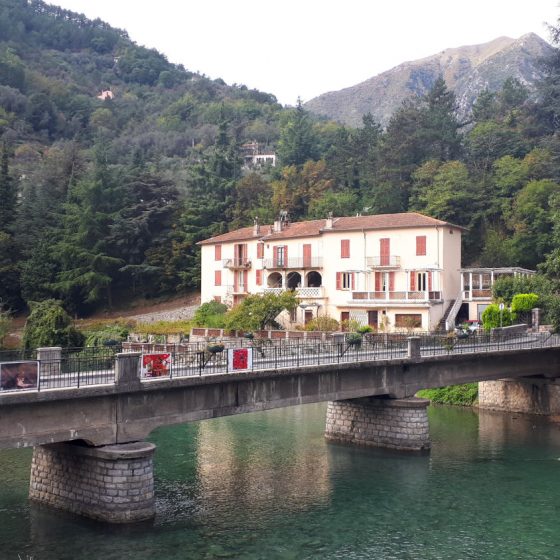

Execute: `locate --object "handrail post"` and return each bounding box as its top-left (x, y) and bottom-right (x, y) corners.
top-left (37, 347), bottom-right (62, 388)
top-left (407, 337), bottom-right (421, 359)
top-left (115, 352), bottom-right (141, 389)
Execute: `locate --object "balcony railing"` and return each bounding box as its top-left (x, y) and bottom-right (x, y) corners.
top-left (223, 258), bottom-right (251, 269)
top-left (367, 256), bottom-right (401, 268)
top-left (263, 257), bottom-right (323, 269)
top-left (225, 284), bottom-right (248, 294)
top-left (463, 289), bottom-right (492, 300)
top-left (351, 290), bottom-right (442, 302)
top-left (263, 286), bottom-right (325, 298)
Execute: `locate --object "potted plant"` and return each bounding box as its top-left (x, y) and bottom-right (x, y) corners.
top-left (206, 343), bottom-right (225, 354)
top-left (346, 332), bottom-right (363, 347)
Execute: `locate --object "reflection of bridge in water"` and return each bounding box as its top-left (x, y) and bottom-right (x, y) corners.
top-left (1, 331), bottom-right (560, 524)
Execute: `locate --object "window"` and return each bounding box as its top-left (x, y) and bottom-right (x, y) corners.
top-left (380, 238), bottom-right (390, 266)
top-left (417, 272), bottom-right (427, 292)
top-left (256, 269), bottom-right (262, 286)
top-left (416, 236), bottom-right (426, 256)
top-left (257, 243), bottom-right (264, 259)
top-left (395, 314), bottom-right (422, 328)
top-left (215, 244), bottom-right (222, 261)
top-left (214, 270), bottom-right (221, 286)
top-left (336, 272), bottom-right (354, 290)
top-left (341, 239), bottom-right (350, 258)
top-left (375, 271), bottom-right (394, 292)
top-left (274, 245), bottom-right (287, 267)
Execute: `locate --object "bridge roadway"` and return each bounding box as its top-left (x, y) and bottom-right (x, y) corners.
top-left (1, 333), bottom-right (560, 449)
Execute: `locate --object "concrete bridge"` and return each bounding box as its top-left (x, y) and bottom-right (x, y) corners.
top-left (2, 333), bottom-right (560, 523)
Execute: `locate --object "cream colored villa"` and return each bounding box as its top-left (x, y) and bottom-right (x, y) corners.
top-left (198, 212), bottom-right (465, 331)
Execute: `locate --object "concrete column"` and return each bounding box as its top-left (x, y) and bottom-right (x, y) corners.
top-left (325, 397), bottom-right (431, 452)
top-left (29, 441), bottom-right (156, 523)
top-left (37, 347), bottom-right (62, 379)
top-left (116, 352), bottom-right (141, 389)
top-left (407, 337), bottom-right (421, 359)
top-left (532, 308), bottom-right (541, 331)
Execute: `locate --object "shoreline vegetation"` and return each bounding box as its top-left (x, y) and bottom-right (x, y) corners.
top-left (417, 383), bottom-right (479, 406)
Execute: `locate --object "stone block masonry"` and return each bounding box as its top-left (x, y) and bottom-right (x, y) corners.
top-left (325, 397), bottom-right (431, 452)
top-left (29, 441), bottom-right (156, 523)
top-left (479, 379), bottom-right (560, 416)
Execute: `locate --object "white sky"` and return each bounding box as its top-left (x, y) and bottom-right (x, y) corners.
top-left (50, 1), bottom-right (559, 106)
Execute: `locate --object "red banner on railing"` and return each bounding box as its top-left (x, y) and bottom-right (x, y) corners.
top-left (227, 348), bottom-right (253, 372)
top-left (141, 354), bottom-right (172, 377)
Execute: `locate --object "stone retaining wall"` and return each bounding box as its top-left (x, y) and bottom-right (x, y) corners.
top-left (325, 397), bottom-right (430, 452)
top-left (478, 379), bottom-right (560, 415)
top-left (29, 441), bottom-right (156, 523)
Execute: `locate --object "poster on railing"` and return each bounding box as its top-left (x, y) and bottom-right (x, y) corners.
top-left (141, 353), bottom-right (172, 377)
top-left (227, 348), bottom-right (253, 372)
top-left (0, 361), bottom-right (39, 391)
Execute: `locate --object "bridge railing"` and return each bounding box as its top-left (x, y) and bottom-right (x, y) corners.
top-left (415, 330), bottom-right (557, 356)
top-left (2, 332), bottom-right (559, 391)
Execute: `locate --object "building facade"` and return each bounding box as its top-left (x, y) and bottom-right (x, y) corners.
top-left (198, 213), bottom-right (464, 331)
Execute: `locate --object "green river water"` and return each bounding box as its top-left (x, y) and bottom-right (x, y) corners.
top-left (1, 403), bottom-right (560, 560)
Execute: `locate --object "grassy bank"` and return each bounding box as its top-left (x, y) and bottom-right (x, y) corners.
top-left (417, 383), bottom-right (478, 406)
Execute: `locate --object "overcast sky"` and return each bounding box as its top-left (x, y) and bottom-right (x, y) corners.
top-left (50, 1), bottom-right (559, 106)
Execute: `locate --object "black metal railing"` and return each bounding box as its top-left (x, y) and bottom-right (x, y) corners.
top-left (1, 332), bottom-right (559, 391)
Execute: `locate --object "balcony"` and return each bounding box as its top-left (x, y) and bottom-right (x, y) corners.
top-left (263, 257), bottom-right (323, 269)
top-left (351, 290), bottom-right (442, 303)
top-left (225, 284), bottom-right (248, 295)
top-left (463, 289), bottom-right (492, 300)
top-left (367, 256), bottom-right (401, 269)
top-left (263, 286), bottom-right (326, 298)
top-left (223, 258), bottom-right (251, 269)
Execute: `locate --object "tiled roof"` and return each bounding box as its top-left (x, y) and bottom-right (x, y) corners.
top-left (198, 213), bottom-right (463, 245)
top-left (197, 226), bottom-right (263, 245)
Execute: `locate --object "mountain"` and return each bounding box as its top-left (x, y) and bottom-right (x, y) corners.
top-left (305, 33), bottom-right (554, 127)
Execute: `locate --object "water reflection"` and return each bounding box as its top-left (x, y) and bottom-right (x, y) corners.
top-left (193, 405), bottom-right (332, 521)
top-left (1, 403), bottom-right (560, 560)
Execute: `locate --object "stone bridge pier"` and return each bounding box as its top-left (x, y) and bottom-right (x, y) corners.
top-left (28, 351), bottom-right (157, 523)
top-left (29, 441), bottom-right (156, 523)
top-left (325, 397), bottom-right (431, 452)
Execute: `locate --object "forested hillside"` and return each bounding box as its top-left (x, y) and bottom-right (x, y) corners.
top-left (2, 0), bottom-right (560, 320)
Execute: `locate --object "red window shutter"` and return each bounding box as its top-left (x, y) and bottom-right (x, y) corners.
top-left (256, 269), bottom-right (262, 286)
top-left (410, 271), bottom-right (416, 291)
top-left (303, 244), bottom-right (312, 267)
top-left (215, 244), bottom-right (221, 261)
top-left (257, 243), bottom-right (264, 259)
top-left (375, 272), bottom-right (381, 291)
top-left (243, 270), bottom-right (248, 290)
top-left (215, 270), bottom-right (221, 286)
top-left (341, 239), bottom-right (350, 258)
top-left (242, 244), bottom-right (248, 260)
top-left (234, 272), bottom-right (239, 292)
top-left (336, 272), bottom-right (342, 290)
top-left (273, 246), bottom-right (278, 267)
top-left (428, 271), bottom-right (432, 291)
top-left (380, 238), bottom-right (390, 266)
top-left (351, 273), bottom-right (355, 290)
top-left (284, 245), bottom-right (288, 266)
top-left (389, 271), bottom-right (395, 291)
top-left (416, 236), bottom-right (426, 256)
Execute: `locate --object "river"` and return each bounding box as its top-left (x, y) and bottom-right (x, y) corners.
top-left (1, 403), bottom-right (560, 559)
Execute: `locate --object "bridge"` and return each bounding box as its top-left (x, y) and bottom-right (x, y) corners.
top-left (2, 331), bottom-right (560, 523)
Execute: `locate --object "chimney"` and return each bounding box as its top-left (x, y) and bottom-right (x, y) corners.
top-left (253, 217), bottom-right (260, 236)
top-left (274, 210), bottom-right (289, 233)
top-left (325, 212), bottom-right (334, 230)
